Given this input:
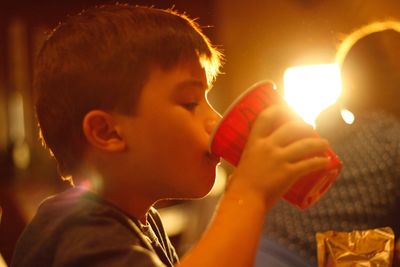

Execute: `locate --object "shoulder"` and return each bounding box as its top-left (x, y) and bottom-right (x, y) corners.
top-left (12, 188), bottom-right (166, 267)
top-left (28, 187), bottom-right (138, 236)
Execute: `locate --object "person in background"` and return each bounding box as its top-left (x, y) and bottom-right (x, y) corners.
top-left (258, 21), bottom-right (400, 266)
top-left (11, 4), bottom-right (330, 267)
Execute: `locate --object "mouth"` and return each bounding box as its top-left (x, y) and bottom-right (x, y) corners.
top-left (206, 152), bottom-right (221, 165)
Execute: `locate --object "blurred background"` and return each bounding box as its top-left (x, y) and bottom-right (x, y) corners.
top-left (1, 0), bottom-right (400, 266)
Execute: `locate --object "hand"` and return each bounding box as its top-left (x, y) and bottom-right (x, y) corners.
top-left (230, 104), bottom-right (330, 204)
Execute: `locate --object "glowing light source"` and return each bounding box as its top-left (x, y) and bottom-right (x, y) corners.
top-left (340, 108), bottom-right (355, 125)
top-left (9, 92), bottom-right (31, 169)
top-left (283, 64), bottom-right (342, 127)
top-left (0, 253), bottom-right (7, 267)
top-left (8, 92), bottom-right (25, 141)
top-left (12, 141), bottom-right (30, 170)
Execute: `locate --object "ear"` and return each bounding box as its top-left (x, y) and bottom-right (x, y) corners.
top-left (82, 110), bottom-right (126, 152)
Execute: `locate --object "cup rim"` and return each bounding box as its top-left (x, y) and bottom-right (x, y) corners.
top-left (208, 80), bottom-right (277, 153)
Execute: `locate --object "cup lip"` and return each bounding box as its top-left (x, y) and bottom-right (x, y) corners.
top-left (208, 80), bottom-right (277, 153)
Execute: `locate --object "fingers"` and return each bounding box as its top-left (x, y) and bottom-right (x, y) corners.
top-left (281, 138), bottom-right (331, 182)
top-left (248, 104), bottom-right (293, 141)
top-left (283, 137), bottom-right (330, 163)
top-left (250, 104), bottom-right (326, 151)
top-left (245, 103), bottom-right (331, 175)
top-left (249, 104), bottom-right (314, 145)
top-left (270, 120), bottom-right (315, 147)
top-left (287, 156), bottom-right (331, 180)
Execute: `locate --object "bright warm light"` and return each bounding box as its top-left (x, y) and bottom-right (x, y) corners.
top-left (0, 253), bottom-right (6, 267)
top-left (283, 64), bottom-right (342, 127)
top-left (340, 108), bottom-right (355, 125)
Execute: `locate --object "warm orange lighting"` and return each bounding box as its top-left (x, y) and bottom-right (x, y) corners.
top-left (283, 64), bottom-right (342, 127)
top-left (340, 108), bottom-right (355, 125)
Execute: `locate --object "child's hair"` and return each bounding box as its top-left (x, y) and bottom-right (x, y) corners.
top-left (34, 4), bottom-right (222, 180)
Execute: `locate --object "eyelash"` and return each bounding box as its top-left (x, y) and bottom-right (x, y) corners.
top-left (183, 102), bottom-right (199, 111)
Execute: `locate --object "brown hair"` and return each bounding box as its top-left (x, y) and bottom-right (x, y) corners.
top-left (35, 4), bottom-right (222, 179)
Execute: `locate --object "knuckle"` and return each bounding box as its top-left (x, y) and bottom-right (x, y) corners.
top-left (303, 138), bottom-right (319, 151)
top-left (262, 139), bottom-right (280, 154)
top-left (263, 104), bottom-right (285, 121)
top-left (294, 121), bottom-right (313, 134)
top-left (257, 108), bottom-right (274, 123)
top-left (283, 163), bottom-right (296, 178)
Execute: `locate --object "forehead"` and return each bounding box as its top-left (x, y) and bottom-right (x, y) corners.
top-left (130, 59), bottom-right (208, 116)
top-left (145, 59), bottom-right (208, 93)
top-left (129, 59), bottom-right (207, 111)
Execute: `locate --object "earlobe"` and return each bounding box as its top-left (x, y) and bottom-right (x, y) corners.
top-left (82, 110), bottom-right (126, 152)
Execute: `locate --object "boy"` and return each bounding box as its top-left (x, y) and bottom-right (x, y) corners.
top-left (11, 4), bottom-right (329, 267)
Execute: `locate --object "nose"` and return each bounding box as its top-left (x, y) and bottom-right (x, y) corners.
top-left (204, 105), bottom-right (221, 135)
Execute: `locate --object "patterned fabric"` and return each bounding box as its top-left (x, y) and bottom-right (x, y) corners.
top-left (11, 187), bottom-right (179, 267)
top-left (263, 110), bottom-right (400, 264)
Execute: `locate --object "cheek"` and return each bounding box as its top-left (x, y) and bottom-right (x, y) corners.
top-left (159, 111), bottom-right (207, 148)
top-left (163, 123), bottom-right (205, 159)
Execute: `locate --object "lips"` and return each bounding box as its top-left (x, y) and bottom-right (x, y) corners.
top-left (206, 151), bottom-right (221, 165)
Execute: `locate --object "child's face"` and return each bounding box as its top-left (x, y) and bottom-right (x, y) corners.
top-left (117, 58), bottom-right (221, 200)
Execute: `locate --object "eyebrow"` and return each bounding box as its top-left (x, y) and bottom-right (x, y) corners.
top-left (174, 80), bottom-right (208, 92)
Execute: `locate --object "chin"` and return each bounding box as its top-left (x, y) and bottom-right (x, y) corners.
top-left (174, 176), bottom-right (215, 200)
top-left (192, 174), bottom-right (217, 198)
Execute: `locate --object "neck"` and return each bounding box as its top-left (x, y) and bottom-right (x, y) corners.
top-left (73, 168), bottom-right (155, 224)
top-left (103, 185), bottom-right (154, 224)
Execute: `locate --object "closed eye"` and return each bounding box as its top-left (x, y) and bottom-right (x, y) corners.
top-left (182, 102), bottom-right (199, 111)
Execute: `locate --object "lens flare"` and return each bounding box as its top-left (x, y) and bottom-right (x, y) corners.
top-left (284, 64), bottom-right (342, 127)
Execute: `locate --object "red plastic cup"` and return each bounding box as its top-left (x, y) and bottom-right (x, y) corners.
top-left (209, 80), bottom-right (342, 209)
